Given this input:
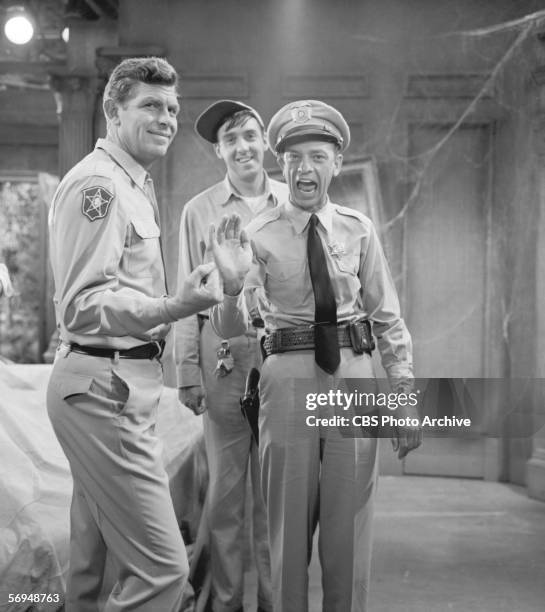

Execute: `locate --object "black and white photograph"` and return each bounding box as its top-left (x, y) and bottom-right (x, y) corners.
top-left (1, 1), bottom-right (545, 611)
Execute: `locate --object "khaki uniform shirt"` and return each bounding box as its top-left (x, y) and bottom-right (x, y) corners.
top-left (175, 175), bottom-right (289, 387)
top-left (211, 198), bottom-right (413, 382)
top-left (49, 138), bottom-right (175, 350)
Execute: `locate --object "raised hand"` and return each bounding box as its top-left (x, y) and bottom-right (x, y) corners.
top-left (209, 214), bottom-right (252, 296)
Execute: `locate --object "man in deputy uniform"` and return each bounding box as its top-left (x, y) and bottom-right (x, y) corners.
top-left (47, 57), bottom-right (226, 612)
top-left (175, 100), bottom-right (288, 612)
top-left (208, 100), bottom-right (423, 612)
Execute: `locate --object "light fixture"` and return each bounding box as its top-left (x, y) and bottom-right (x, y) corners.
top-left (61, 26), bottom-right (69, 43)
top-left (4, 5), bottom-right (34, 45)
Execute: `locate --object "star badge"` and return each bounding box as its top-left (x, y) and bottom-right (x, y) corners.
top-left (81, 186), bottom-right (114, 221)
top-left (328, 241), bottom-right (346, 257)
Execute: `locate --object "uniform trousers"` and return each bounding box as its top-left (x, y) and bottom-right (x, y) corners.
top-left (258, 348), bottom-right (378, 612)
top-left (47, 348), bottom-right (188, 612)
top-left (200, 320), bottom-right (272, 612)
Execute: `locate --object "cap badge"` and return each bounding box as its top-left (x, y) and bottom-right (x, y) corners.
top-left (291, 104), bottom-right (312, 124)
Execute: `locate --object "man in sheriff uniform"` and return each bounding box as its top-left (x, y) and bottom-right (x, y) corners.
top-left (47, 57), bottom-right (225, 612)
top-left (175, 100), bottom-right (288, 612)
top-left (208, 100), bottom-right (422, 612)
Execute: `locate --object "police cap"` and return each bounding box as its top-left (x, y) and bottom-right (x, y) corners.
top-left (267, 100), bottom-right (350, 154)
top-left (195, 100), bottom-right (265, 143)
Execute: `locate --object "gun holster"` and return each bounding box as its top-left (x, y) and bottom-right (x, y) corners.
top-left (240, 367), bottom-right (260, 446)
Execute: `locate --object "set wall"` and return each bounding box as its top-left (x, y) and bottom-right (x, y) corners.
top-left (0, 89), bottom-right (58, 177)
top-left (115, 0), bottom-right (542, 287)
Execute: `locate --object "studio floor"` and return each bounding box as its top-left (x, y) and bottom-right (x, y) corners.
top-left (243, 475), bottom-right (545, 612)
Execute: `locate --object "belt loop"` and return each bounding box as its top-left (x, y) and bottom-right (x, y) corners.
top-left (153, 340), bottom-right (165, 360)
top-left (113, 350), bottom-right (120, 365)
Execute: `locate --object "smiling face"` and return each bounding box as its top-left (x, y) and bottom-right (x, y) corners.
top-left (214, 115), bottom-right (267, 186)
top-left (106, 81), bottom-right (180, 168)
top-left (279, 139), bottom-right (343, 212)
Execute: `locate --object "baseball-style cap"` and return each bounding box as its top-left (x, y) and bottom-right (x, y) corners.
top-left (267, 100), bottom-right (350, 154)
top-left (194, 99), bottom-right (265, 143)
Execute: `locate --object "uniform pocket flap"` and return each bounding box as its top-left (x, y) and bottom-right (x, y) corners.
top-left (58, 373), bottom-right (94, 400)
top-left (131, 217), bottom-right (161, 239)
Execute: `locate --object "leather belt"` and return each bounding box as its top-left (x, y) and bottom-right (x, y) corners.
top-left (70, 340), bottom-right (165, 360)
top-left (262, 321), bottom-right (373, 357)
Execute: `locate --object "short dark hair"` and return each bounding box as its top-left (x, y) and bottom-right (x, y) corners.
top-left (103, 57), bottom-right (179, 106)
top-left (217, 109), bottom-right (264, 139)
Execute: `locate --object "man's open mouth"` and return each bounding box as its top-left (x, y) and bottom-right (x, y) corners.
top-left (297, 179), bottom-right (317, 193)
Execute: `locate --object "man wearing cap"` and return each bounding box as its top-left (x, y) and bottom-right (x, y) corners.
top-left (175, 100), bottom-right (288, 612)
top-left (47, 57), bottom-right (225, 611)
top-left (209, 100), bottom-right (422, 612)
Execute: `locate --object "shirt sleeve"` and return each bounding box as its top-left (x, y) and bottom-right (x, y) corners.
top-left (174, 203), bottom-right (204, 387)
top-left (50, 173), bottom-right (175, 338)
top-left (359, 221), bottom-right (414, 385)
top-left (209, 292), bottom-right (249, 339)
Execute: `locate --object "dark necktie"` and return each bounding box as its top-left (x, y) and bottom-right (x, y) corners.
top-left (307, 214), bottom-right (340, 374)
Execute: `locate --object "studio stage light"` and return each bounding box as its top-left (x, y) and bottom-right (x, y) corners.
top-left (4, 5), bottom-right (34, 45)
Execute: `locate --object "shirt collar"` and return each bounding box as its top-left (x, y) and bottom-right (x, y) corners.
top-left (95, 138), bottom-right (149, 190)
top-left (284, 197), bottom-right (334, 235)
top-left (214, 172), bottom-right (279, 207)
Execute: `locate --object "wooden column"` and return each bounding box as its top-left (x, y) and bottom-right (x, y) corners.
top-left (50, 74), bottom-right (96, 176)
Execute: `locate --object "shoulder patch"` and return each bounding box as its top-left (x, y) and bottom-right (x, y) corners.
top-left (81, 186), bottom-right (114, 221)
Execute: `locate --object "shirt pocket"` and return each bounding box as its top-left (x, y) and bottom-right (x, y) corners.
top-left (126, 217), bottom-right (161, 277)
top-left (267, 259), bottom-right (305, 283)
top-left (265, 259), bottom-right (306, 308)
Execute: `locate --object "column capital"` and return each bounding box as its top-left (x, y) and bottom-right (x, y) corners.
top-left (48, 72), bottom-right (94, 95)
